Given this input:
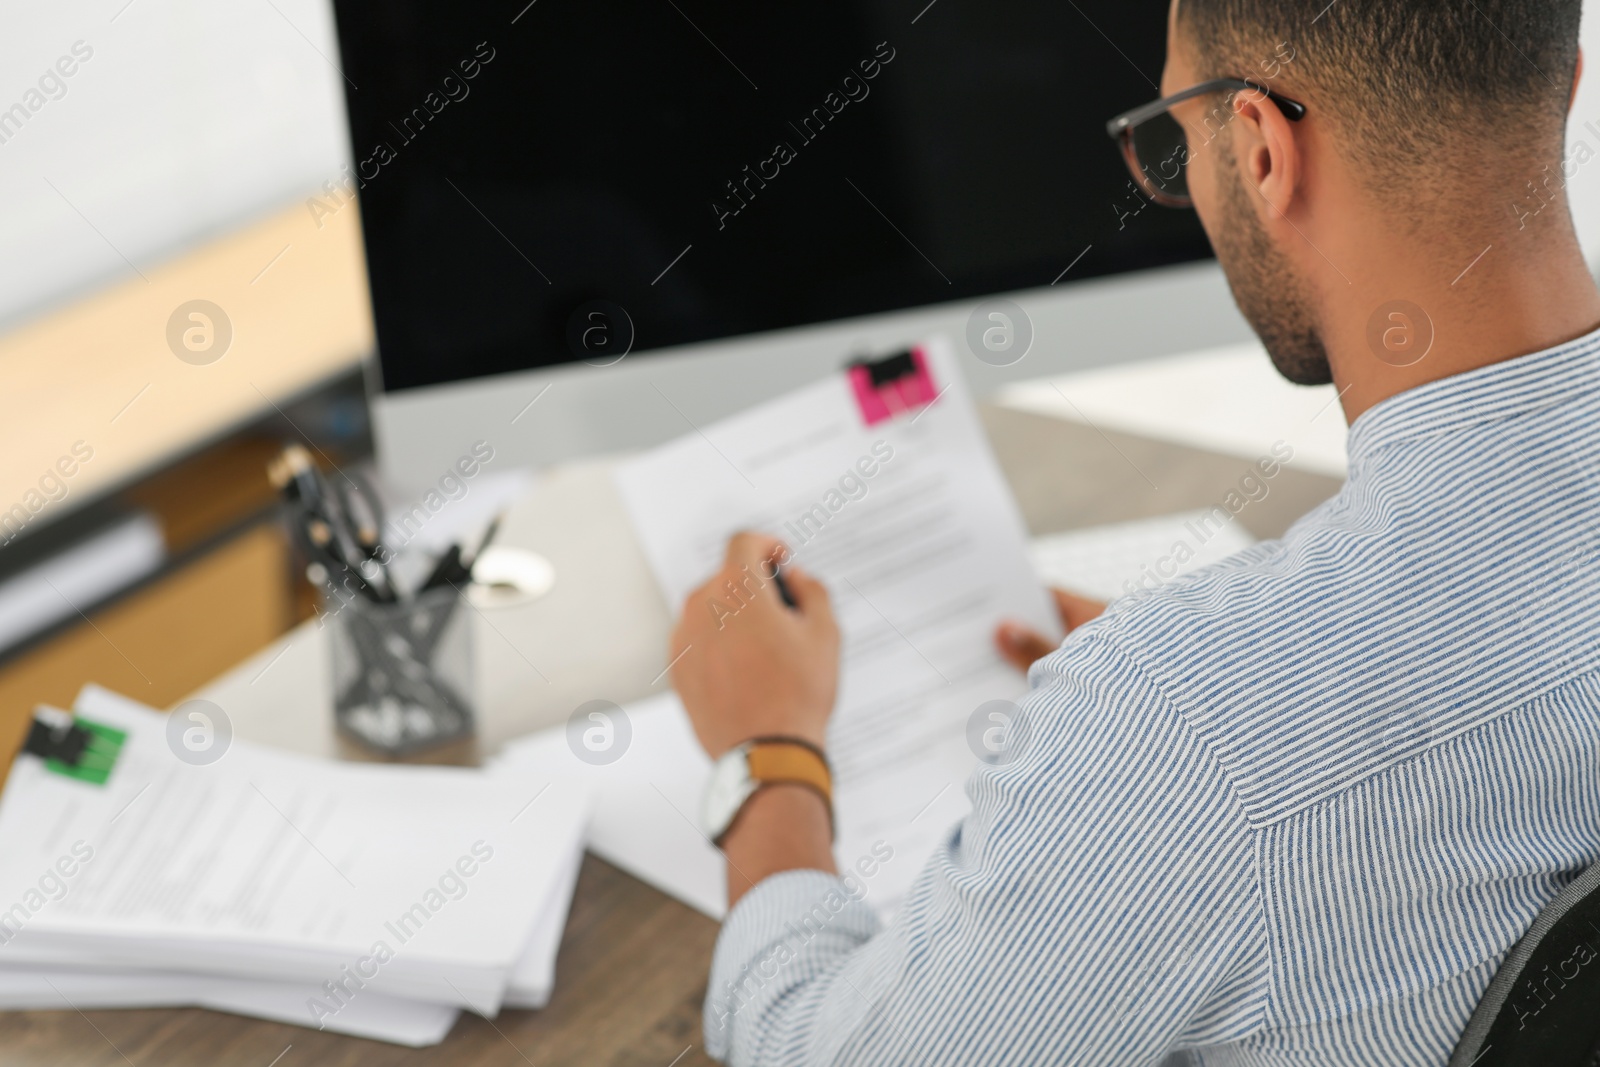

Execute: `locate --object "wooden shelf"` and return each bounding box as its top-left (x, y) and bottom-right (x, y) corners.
top-left (0, 197), bottom-right (374, 532)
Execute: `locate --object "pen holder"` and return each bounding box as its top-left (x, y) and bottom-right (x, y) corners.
top-left (323, 586), bottom-right (476, 755)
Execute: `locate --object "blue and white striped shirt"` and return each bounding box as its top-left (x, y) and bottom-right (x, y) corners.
top-left (704, 328), bottom-right (1600, 1065)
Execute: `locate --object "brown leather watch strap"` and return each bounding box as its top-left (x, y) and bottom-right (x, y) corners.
top-left (744, 739), bottom-right (833, 838)
top-left (747, 741), bottom-right (832, 797)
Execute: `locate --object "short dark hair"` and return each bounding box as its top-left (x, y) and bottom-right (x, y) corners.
top-left (1178, 0), bottom-right (1582, 172)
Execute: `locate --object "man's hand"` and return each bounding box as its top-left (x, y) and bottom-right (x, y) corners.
top-left (669, 533), bottom-right (841, 759)
top-left (671, 533), bottom-right (841, 904)
top-left (995, 588), bottom-right (1107, 672)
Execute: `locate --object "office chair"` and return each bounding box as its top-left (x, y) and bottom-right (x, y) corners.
top-left (1449, 862), bottom-right (1600, 1065)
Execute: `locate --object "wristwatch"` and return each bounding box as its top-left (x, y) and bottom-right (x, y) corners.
top-left (702, 736), bottom-right (833, 846)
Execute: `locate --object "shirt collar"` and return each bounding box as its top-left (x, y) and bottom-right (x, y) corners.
top-left (1344, 324), bottom-right (1600, 465)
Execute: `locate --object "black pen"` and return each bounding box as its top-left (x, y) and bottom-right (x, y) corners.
top-left (271, 445), bottom-right (393, 603)
top-left (418, 511), bottom-right (506, 597)
top-left (772, 565), bottom-right (797, 609)
top-left (419, 543), bottom-right (467, 594)
top-left (470, 514), bottom-right (503, 566)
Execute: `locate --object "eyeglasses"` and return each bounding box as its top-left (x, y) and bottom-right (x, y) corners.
top-left (1105, 79), bottom-right (1307, 209)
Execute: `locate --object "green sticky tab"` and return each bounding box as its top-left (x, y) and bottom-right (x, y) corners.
top-left (44, 718), bottom-right (127, 786)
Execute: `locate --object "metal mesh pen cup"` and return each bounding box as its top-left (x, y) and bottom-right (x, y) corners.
top-left (323, 585), bottom-right (475, 755)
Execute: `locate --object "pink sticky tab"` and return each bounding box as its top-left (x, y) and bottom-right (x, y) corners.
top-left (847, 346), bottom-right (939, 426)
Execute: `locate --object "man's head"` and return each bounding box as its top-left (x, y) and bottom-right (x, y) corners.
top-left (1164, 0), bottom-right (1584, 385)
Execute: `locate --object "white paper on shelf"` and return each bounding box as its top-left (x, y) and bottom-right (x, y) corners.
top-left (1028, 510), bottom-right (1257, 603)
top-left (0, 685), bottom-right (590, 1016)
top-left (0, 511), bottom-right (164, 655)
top-left (582, 335), bottom-right (1059, 918)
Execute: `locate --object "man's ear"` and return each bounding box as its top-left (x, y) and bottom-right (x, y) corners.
top-left (1230, 87), bottom-right (1303, 221)
top-left (1572, 48), bottom-right (1584, 112)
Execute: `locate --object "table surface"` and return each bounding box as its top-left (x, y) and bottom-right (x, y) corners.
top-left (0, 405), bottom-right (1343, 1066)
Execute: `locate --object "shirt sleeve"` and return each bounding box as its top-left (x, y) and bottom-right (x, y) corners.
top-left (702, 632), bottom-right (1269, 1066)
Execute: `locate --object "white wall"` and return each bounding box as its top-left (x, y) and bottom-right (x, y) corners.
top-left (1566, 0), bottom-right (1600, 263)
top-left (0, 0), bottom-right (349, 331)
top-left (4, 0), bottom-right (1600, 335)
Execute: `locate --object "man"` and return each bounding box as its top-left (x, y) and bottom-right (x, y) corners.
top-left (669, 0), bottom-right (1600, 1062)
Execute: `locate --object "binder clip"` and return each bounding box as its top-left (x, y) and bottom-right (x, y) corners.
top-left (846, 346), bottom-right (939, 426)
top-left (22, 707), bottom-right (126, 785)
top-left (24, 708), bottom-right (91, 764)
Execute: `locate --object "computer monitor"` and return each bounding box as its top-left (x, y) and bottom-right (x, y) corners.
top-left (328, 0), bottom-right (1253, 487)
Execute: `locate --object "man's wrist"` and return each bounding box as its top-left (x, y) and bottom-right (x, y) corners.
top-left (721, 784), bottom-right (836, 906)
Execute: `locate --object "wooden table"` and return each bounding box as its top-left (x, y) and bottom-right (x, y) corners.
top-left (0, 407), bottom-right (1343, 1066)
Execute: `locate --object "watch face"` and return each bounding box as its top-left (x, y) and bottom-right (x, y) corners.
top-left (702, 745), bottom-right (757, 839)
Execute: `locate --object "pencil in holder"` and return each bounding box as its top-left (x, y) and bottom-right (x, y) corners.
top-left (323, 585), bottom-right (475, 755)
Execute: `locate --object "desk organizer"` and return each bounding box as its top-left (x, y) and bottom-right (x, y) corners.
top-left (323, 585), bottom-right (475, 755)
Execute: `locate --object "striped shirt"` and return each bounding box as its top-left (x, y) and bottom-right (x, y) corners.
top-left (703, 327), bottom-right (1600, 1066)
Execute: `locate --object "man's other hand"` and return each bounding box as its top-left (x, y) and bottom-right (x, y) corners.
top-left (669, 532), bottom-right (841, 759)
top-left (995, 588), bottom-right (1107, 672)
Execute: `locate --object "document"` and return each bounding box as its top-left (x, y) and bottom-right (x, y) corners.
top-left (0, 844), bottom-right (579, 1044)
top-left (1027, 509), bottom-right (1257, 602)
top-left (0, 686), bottom-right (590, 1015)
top-left (0, 964), bottom-right (461, 1046)
top-left (598, 335), bottom-right (1059, 915)
top-left (501, 842), bottom-right (582, 1009)
top-left (491, 692), bottom-right (722, 916)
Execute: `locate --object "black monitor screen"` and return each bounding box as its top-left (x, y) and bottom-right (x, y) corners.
top-left (329, 0), bottom-right (1211, 393)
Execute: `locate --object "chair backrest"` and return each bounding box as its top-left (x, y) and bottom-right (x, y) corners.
top-left (1449, 862), bottom-right (1600, 1066)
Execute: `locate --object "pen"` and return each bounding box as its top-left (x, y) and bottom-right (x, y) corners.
top-left (419, 512), bottom-right (506, 594)
top-left (416, 512), bottom-right (508, 654)
top-left (331, 469), bottom-right (397, 600)
top-left (471, 514), bottom-right (503, 565)
top-left (772, 565), bottom-right (797, 609)
top-left (271, 445), bottom-right (395, 603)
top-left (419, 544), bottom-right (467, 594)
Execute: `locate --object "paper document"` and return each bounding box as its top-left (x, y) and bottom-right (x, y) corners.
top-left (608, 336), bottom-right (1058, 915)
top-left (0, 843), bottom-right (579, 1044)
top-left (501, 842), bottom-right (583, 1009)
top-left (0, 964), bottom-right (461, 1046)
top-left (491, 693), bottom-right (722, 917)
top-left (0, 686), bottom-right (589, 1016)
top-left (1028, 509), bottom-right (1257, 603)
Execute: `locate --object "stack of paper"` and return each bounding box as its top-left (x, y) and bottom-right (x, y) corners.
top-left (487, 693), bottom-right (723, 916)
top-left (0, 685), bottom-right (589, 1047)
